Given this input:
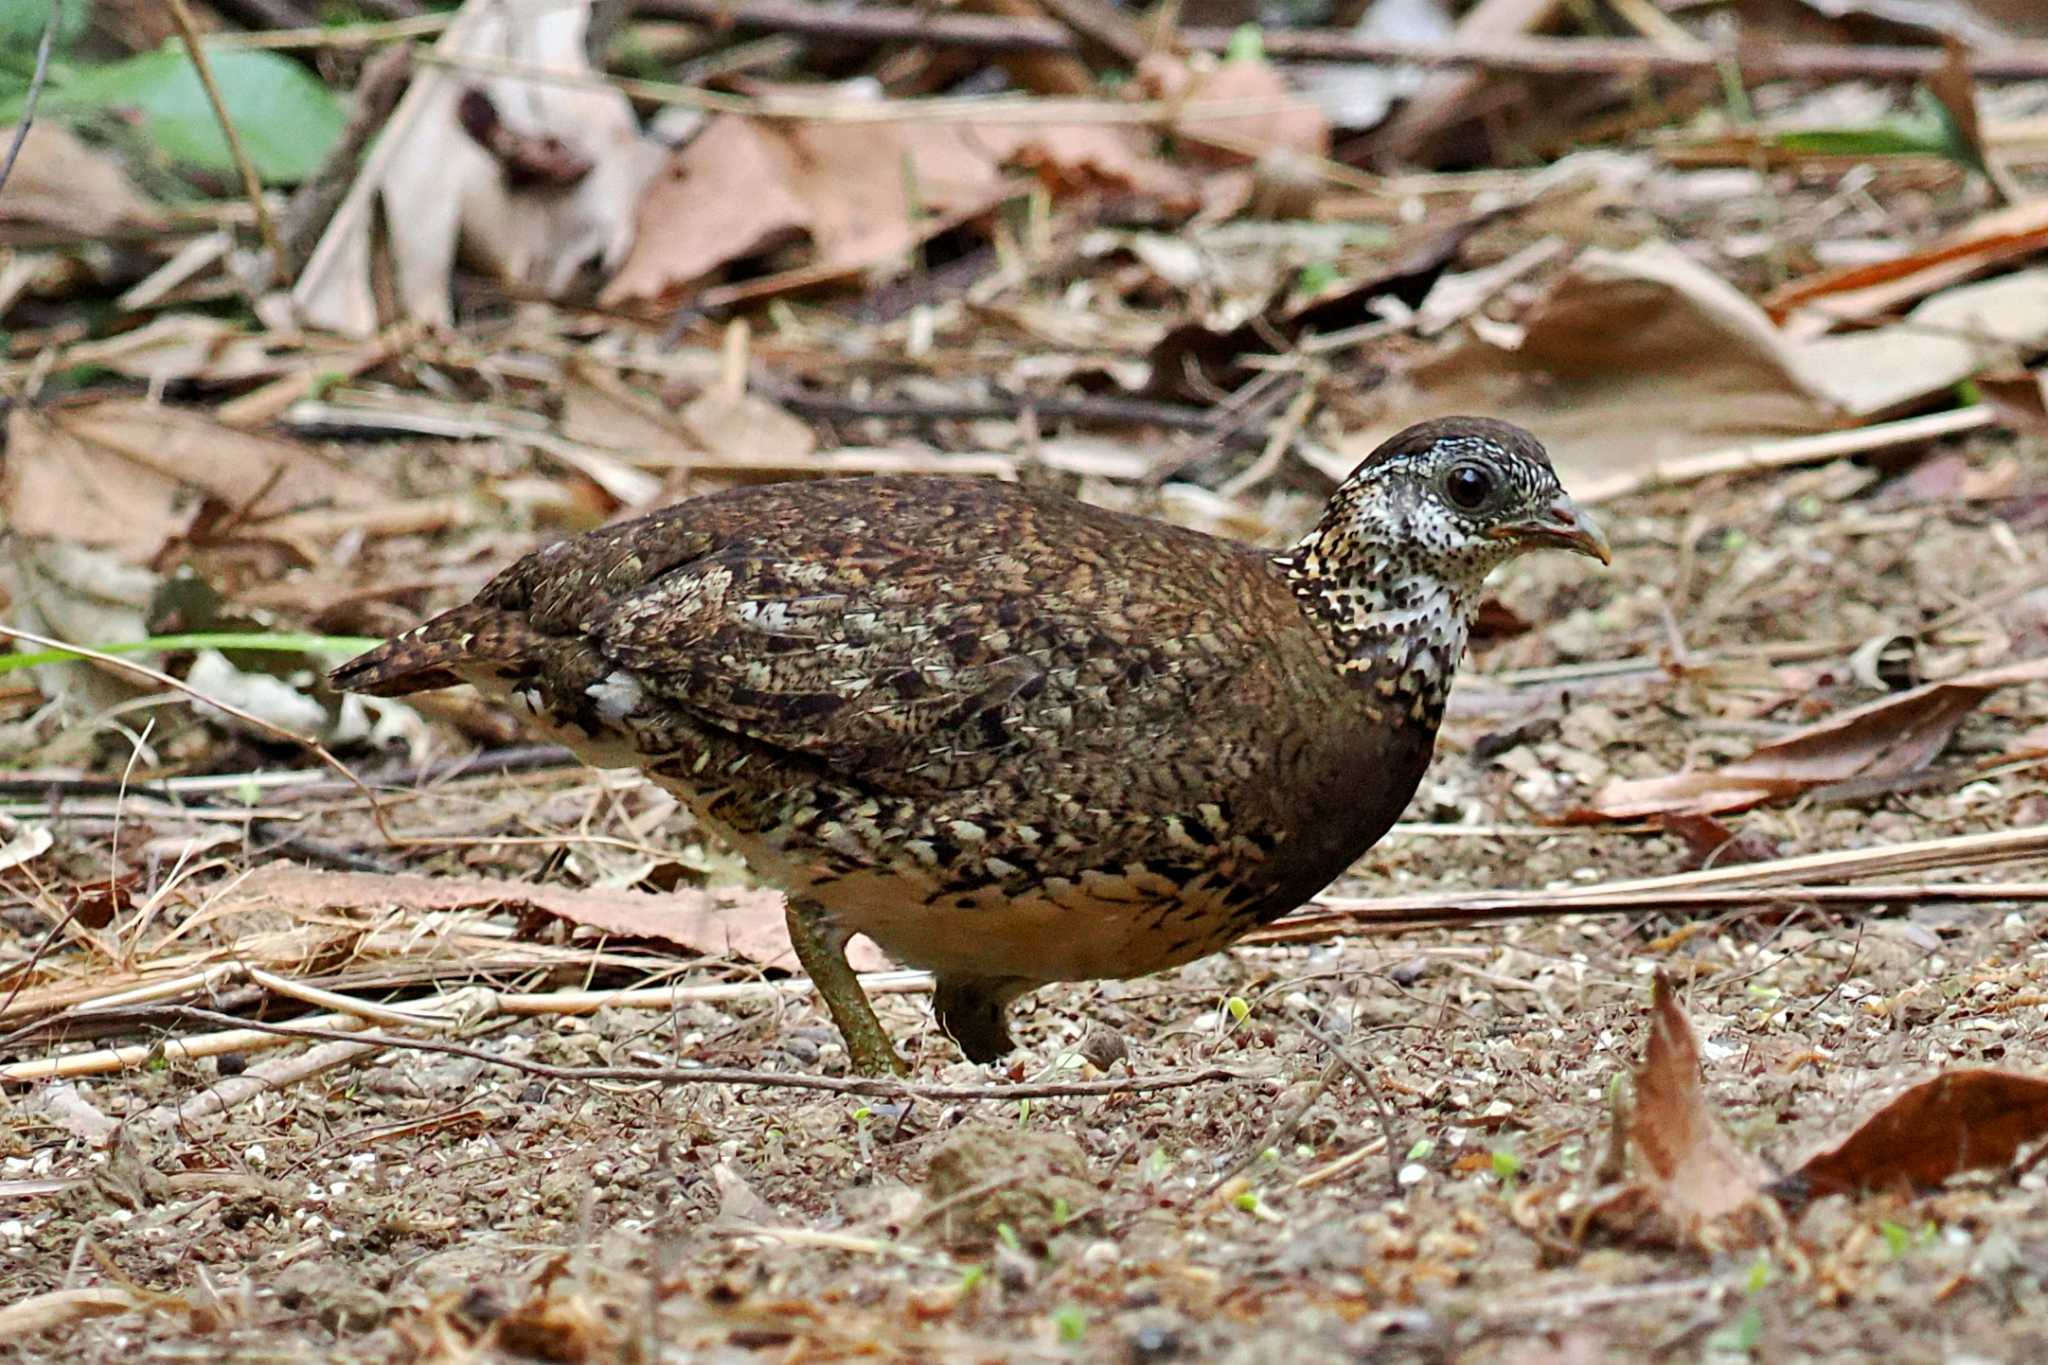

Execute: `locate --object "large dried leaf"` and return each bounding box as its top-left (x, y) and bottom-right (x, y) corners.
top-left (604, 108), bottom-right (1190, 305)
top-left (600, 118), bottom-right (813, 305)
top-left (1324, 242), bottom-right (2048, 491)
top-left (1629, 975), bottom-right (1772, 1233)
top-left (1793, 268), bottom-right (2048, 417)
top-left (1142, 52), bottom-right (1331, 165)
top-left (1318, 242), bottom-right (1844, 490)
top-left (605, 113), bottom-right (1006, 305)
top-left (294, 0), bottom-right (661, 333)
top-left (2, 401), bottom-right (362, 563)
top-left (1576, 657), bottom-right (2048, 820)
top-left (232, 865), bottom-right (890, 971)
top-left (1795, 1070), bottom-right (2048, 1198)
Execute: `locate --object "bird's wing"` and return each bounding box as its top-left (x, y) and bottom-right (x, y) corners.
top-left (495, 478), bottom-right (1270, 796)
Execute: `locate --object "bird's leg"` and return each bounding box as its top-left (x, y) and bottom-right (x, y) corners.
top-left (932, 975), bottom-right (1031, 1064)
top-left (785, 899), bottom-right (907, 1077)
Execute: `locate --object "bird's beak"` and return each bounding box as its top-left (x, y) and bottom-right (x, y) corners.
top-left (1489, 493), bottom-right (1612, 565)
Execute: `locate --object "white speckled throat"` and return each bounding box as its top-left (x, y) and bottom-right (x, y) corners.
top-left (1272, 480), bottom-right (1513, 714)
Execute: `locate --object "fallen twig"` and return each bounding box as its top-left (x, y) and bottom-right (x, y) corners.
top-left (0, 0), bottom-right (58, 201)
top-left (630, 1), bottom-right (2048, 81)
top-left (1267, 827), bottom-right (2048, 941)
top-left (21, 1005), bottom-right (1251, 1100)
top-left (163, 0), bottom-right (285, 280)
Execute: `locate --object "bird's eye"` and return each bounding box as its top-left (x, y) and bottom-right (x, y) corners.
top-left (1444, 462), bottom-right (1494, 511)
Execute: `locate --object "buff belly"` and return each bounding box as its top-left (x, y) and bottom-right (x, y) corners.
top-left (465, 664), bottom-right (1258, 984)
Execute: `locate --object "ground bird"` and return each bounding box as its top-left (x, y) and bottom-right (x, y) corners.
top-left (332, 417), bottom-right (1610, 1074)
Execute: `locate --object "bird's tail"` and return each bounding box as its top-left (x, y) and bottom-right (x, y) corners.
top-left (328, 606), bottom-right (543, 697)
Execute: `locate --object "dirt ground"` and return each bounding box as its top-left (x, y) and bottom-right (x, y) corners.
top-left (5, 416), bottom-right (2048, 1363)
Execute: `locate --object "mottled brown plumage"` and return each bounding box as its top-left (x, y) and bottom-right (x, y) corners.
top-left (333, 416), bottom-right (1608, 1073)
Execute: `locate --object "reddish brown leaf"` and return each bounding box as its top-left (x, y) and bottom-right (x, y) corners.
top-left (456, 87), bottom-right (595, 189)
top-left (1577, 657), bottom-right (2048, 820)
top-left (1138, 52), bottom-right (1330, 168)
top-left (1655, 812), bottom-right (1775, 871)
top-left (1763, 197), bottom-right (2048, 327)
top-left (1629, 974), bottom-right (1770, 1234)
top-left (1796, 1070), bottom-right (2048, 1198)
top-left (232, 864), bottom-right (890, 972)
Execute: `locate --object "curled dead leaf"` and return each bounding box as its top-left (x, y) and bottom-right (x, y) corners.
top-left (1630, 974), bottom-right (1773, 1232)
top-left (1576, 656), bottom-right (2048, 821)
top-left (1574, 974), bottom-right (1778, 1251)
top-left (1792, 1069), bottom-right (2048, 1199)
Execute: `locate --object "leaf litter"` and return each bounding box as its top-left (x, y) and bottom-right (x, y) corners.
top-left (6, 0), bottom-right (2048, 1358)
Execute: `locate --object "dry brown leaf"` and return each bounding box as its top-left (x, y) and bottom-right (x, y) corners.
top-left (0, 123), bottom-right (163, 237)
top-left (1628, 974), bottom-right (1772, 1234)
top-left (2, 401), bottom-right (364, 563)
top-left (605, 107), bottom-right (1190, 305)
top-left (601, 118), bottom-right (813, 305)
top-left (1793, 267), bottom-right (2048, 417)
top-left (1765, 197), bottom-right (2048, 334)
top-left (1631, 976), bottom-right (1764, 1210)
top-left (678, 390), bottom-right (818, 462)
top-left (1576, 656), bottom-right (2048, 821)
top-left (1321, 241), bottom-right (1844, 490)
top-left (606, 114), bottom-right (1006, 305)
top-left (1795, 1069), bottom-right (2048, 1198)
top-left (232, 864), bottom-right (890, 972)
top-left (560, 373), bottom-right (701, 457)
top-left (295, 0), bottom-right (661, 333)
top-left (1140, 53), bottom-right (1331, 167)
top-left (992, 121), bottom-right (1196, 205)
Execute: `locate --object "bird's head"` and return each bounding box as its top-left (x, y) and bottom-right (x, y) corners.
top-left (1277, 417), bottom-right (1609, 710)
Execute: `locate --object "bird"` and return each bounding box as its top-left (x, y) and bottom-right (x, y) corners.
top-left (331, 416), bottom-right (1608, 1075)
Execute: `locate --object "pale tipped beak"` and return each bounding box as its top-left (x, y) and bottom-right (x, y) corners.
top-left (1489, 493), bottom-right (1612, 565)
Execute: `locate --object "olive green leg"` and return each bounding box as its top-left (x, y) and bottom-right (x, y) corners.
top-left (785, 899), bottom-right (907, 1077)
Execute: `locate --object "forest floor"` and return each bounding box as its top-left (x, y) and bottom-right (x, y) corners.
top-left (8, 413), bottom-right (2048, 1362)
top-left (7, 6), bottom-right (2048, 1357)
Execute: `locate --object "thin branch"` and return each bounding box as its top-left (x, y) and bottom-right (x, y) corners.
top-left (0, 0), bottom-right (60, 200)
top-left (162, 0), bottom-right (286, 281)
top-left (1289, 1007), bottom-right (1404, 1196)
top-left (631, 0), bottom-right (2048, 81)
top-left (51, 1005), bottom-right (1251, 1101)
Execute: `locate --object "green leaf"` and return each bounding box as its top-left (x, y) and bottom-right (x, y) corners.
top-left (1706, 1305), bottom-right (1763, 1355)
top-left (1772, 93), bottom-right (1962, 163)
top-left (0, 633), bottom-right (382, 675)
top-left (36, 45), bottom-right (346, 183)
top-left (1296, 261), bottom-right (1341, 296)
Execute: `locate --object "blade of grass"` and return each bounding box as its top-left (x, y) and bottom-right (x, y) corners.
top-left (0, 633), bottom-right (383, 674)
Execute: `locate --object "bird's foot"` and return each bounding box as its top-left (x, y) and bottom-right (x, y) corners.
top-left (933, 975), bottom-right (1030, 1065)
top-left (785, 899), bottom-right (908, 1077)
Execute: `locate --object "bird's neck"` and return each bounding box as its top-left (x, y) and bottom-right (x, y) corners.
top-left (1271, 525), bottom-right (1478, 728)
